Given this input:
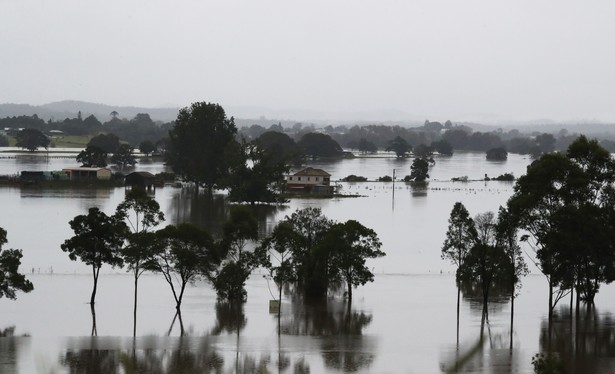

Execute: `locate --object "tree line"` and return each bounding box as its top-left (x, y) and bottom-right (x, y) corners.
top-left (442, 135), bottom-right (615, 352)
top-left (56, 189), bottom-right (385, 336)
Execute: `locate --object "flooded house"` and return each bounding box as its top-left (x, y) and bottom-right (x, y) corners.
top-left (286, 167), bottom-right (334, 194)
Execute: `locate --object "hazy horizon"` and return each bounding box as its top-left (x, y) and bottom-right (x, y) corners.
top-left (2, 1), bottom-right (614, 123)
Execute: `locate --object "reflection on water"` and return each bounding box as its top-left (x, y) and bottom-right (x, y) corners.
top-left (167, 191), bottom-right (286, 238)
top-left (280, 298), bottom-right (376, 372)
top-left (540, 305), bottom-right (615, 373)
top-left (0, 326), bottom-right (25, 374)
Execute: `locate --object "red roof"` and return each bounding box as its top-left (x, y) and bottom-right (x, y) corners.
top-left (292, 167), bottom-right (330, 177)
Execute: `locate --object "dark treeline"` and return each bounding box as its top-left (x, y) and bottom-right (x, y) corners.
top-left (0, 113), bottom-right (172, 148)
top-left (239, 120), bottom-right (615, 156)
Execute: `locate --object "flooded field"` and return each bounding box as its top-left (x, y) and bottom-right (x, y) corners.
top-left (0, 151), bottom-right (611, 373)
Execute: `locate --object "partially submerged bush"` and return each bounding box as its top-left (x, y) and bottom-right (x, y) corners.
top-left (342, 175), bottom-right (367, 182)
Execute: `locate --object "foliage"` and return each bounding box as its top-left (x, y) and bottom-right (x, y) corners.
top-left (88, 133), bottom-right (120, 153)
top-left (254, 131), bottom-right (303, 164)
top-left (531, 353), bottom-right (566, 374)
top-left (0, 134), bottom-right (8, 147)
top-left (226, 142), bottom-right (289, 204)
top-left (318, 220), bottom-right (384, 301)
top-left (441, 202), bottom-right (477, 272)
top-left (261, 208), bottom-right (383, 301)
top-left (494, 173), bottom-right (515, 181)
top-left (413, 143), bottom-right (433, 159)
top-left (15, 128), bottom-right (50, 151)
top-left (0, 228), bottom-right (33, 300)
top-left (212, 206), bottom-right (266, 302)
top-left (61, 208), bottom-right (126, 304)
top-left (458, 212), bottom-right (512, 313)
top-left (297, 132), bottom-right (344, 159)
top-left (110, 143), bottom-right (137, 169)
top-left (409, 158), bottom-right (430, 182)
top-left (507, 135), bottom-right (615, 309)
top-left (139, 140), bottom-right (156, 156)
top-left (486, 147), bottom-right (508, 161)
top-left (385, 136), bottom-right (412, 158)
top-left (357, 138), bottom-right (378, 154)
top-left (150, 224), bottom-right (218, 312)
top-left (76, 145), bottom-right (108, 167)
top-left (377, 175), bottom-right (392, 182)
top-left (431, 139), bottom-right (453, 156)
top-left (342, 175), bottom-right (367, 182)
top-left (166, 102), bottom-right (238, 193)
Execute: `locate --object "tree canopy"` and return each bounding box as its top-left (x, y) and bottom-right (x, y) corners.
top-left (0, 228), bottom-right (33, 300)
top-left (166, 102), bottom-right (239, 193)
top-left (15, 128), bottom-right (50, 151)
top-left (385, 136), bottom-right (412, 158)
top-left (110, 143), bottom-right (137, 169)
top-left (76, 145), bottom-right (108, 167)
top-left (61, 208), bottom-right (126, 305)
top-left (297, 132), bottom-right (344, 159)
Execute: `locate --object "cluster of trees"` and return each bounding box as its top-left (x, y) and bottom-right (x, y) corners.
top-left (442, 135), bottom-right (615, 348)
top-left (76, 133), bottom-right (137, 169)
top-left (60, 191), bottom-right (385, 335)
top-left (0, 113), bottom-right (171, 148)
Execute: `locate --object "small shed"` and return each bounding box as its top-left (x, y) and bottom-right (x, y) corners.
top-left (62, 167), bottom-right (112, 180)
top-left (125, 171), bottom-right (157, 190)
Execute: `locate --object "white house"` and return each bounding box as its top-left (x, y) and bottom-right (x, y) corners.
top-left (286, 167), bottom-right (331, 192)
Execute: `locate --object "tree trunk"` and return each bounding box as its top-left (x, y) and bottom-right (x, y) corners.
top-left (456, 286), bottom-right (461, 348)
top-left (90, 303), bottom-right (98, 336)
top-left (133, 270), bottom-right (138, 337)
top-left (347, 279), bottom-right (353, 303)
top-left (510, 286), bottom-right (515, 350)
top-left (90, 265), bottom-right (99, 305)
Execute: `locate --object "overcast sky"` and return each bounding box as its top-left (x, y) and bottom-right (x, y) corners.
top-left (1, 0), bottom-right (614, 122)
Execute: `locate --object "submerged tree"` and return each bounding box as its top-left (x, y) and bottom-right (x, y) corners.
top-left (150, 224), bottom-right (218, 320)
top-left (15, 128), bottom-right (50, 151)
top-left (495, 206), bottom-right (529, 348)
top-left (385, 136), bottom-right (412, 158)
top-left (116, 189), bottom-right (165, 336)
top-left (441, 202), bottom-right (477, 342)
top-left (166, 102), bottom-right (238, 194)
top-left (319, 220), bottom-right (384, 303)
top-left (508, 135), bottom-right (615, 320)
top-left (409, 158), bottom-right (430, 182)
top-left (0, 228), bottom-right (34, 300)
top-left (212, 206), bottom-right (266, 303)
top-left (111, 143), bottom-right (137, 169)
top-left (61, 208), bottom-right (126, 305)
top-left (77, 145), bottom-right (108, 167)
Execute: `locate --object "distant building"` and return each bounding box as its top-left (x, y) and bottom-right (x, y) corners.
top-left (286, 167), bottom-right (333, 193)
top-left (62, 167), bottom-right (112, 180)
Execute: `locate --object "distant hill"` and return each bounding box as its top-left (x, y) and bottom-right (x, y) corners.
top-left (0, 100), bottom-right (180, 122)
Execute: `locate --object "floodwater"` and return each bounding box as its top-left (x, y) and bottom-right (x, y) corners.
top-left (0, 150), bottom-right (612, 373)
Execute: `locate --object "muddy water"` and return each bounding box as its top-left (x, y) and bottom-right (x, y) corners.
top-left (1, 151), bottom-right (612, 372)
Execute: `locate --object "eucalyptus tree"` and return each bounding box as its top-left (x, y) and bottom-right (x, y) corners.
top-left (507, 135), bottom-right (615, 320)
top-left (318, 220), bottom-right (384, 303)
top-left (259, 221), bottom-right (303, 309)
top-left (0, 228), bottom-right (34, 301)
top-left (458, 212), bottom-right (511, 325)
top-left (116, 189), bottom-right (165, 336)
top-left (212, 206), bottom-right (266, 303)
top-left (61, 208), bottom-right (127, 305)
top-left (149, 224), bottom-right (218, 326)
top-left (495, 206), bottom-right (529, 348)
top-left (166, 102), bottom-right (239, 194)
top-left (441, 202), bottom-right (477, 341)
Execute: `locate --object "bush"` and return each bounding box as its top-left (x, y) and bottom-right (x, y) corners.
top-left (378, 175), bottom-right (392, 182)
top-left (494, 173), bottom-right (515, 181)
top-left (342, 175), bottom-right (367, 182)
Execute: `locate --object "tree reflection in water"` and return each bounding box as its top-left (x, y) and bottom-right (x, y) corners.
top-left (0, 326), bottom-right (26, 374)
top-left (60, 336), bottom-right (224, 374)
top-left (167, 191), bottom-right (285, 238)
top-left (279, 297), bottom-right (375, 372)
top-left (540, 305), bottom-right (615, 373)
